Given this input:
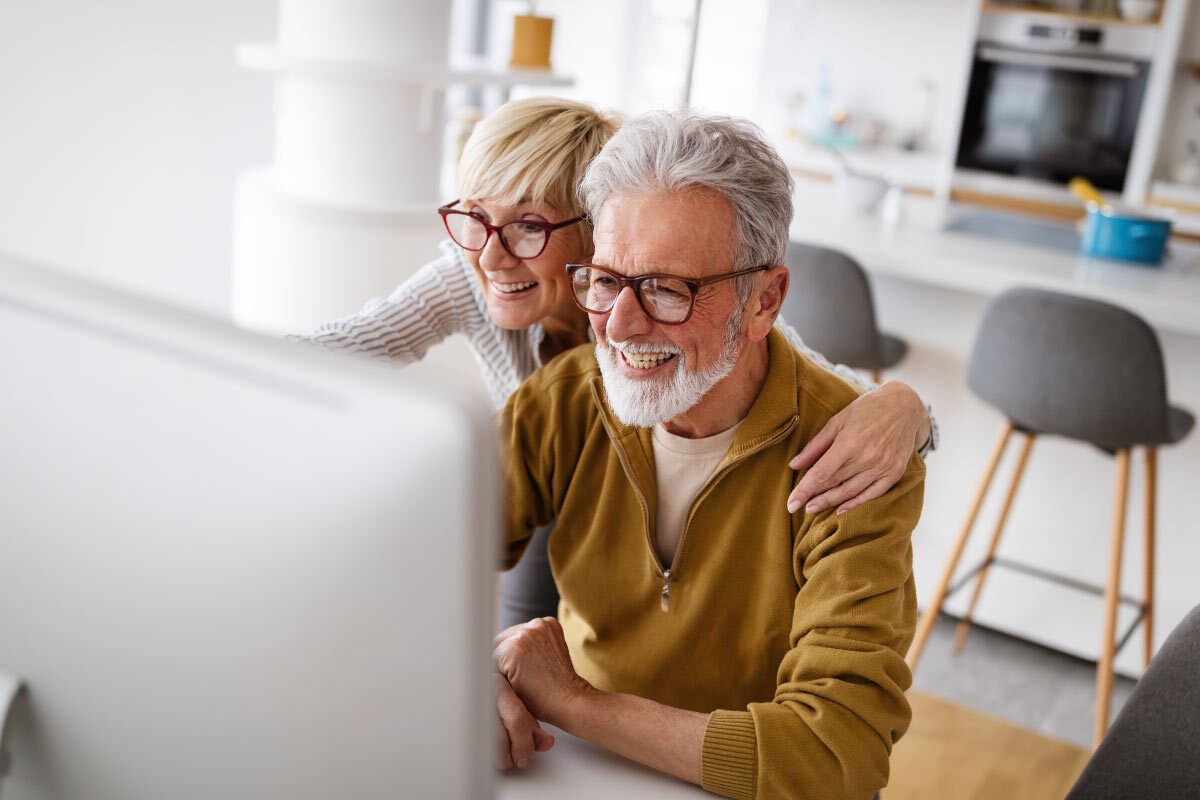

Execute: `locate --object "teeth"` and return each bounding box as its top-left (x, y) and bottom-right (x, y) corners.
top-left (493, 281), bottom-right (536, 293)
top-left (621, 351), bottom-right (674, 370)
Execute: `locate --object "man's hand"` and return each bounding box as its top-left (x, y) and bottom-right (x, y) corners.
top-left (786, 381), bottom-right (931, 515)
top-left (493, 617), bottom-right (594, 728)
top-left (493, 673), bottom-right (555, 770)
top-left (493, 618), bottom-right (708, 785)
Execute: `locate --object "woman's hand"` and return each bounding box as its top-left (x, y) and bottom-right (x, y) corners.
top-left (786, 381), bottom-right (931, 515)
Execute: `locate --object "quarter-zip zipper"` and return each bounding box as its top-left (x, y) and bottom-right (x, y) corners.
top-left (663, 415), bottom-right (801, 607)
top-left (593, 382), bottom-right (800, 614)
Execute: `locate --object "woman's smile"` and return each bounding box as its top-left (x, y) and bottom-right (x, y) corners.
top-left (489, 278), bottom-right (539, 297)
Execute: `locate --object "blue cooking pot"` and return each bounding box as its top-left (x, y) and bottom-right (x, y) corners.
top-left (1080, 202), bottom-right (1171, 265)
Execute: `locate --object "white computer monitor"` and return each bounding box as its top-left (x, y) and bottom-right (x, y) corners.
top-left (0, 254), bottom-right (496, 799)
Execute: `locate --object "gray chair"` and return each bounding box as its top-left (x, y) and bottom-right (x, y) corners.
top-left (497, 523), bottom-right (559, 631)
top-left (906, 287), bottom-right (1193, 747)
top-left (783, 242), bottom-right (907, 382)
top-left (1064, 603), bottom-right (1200, 799)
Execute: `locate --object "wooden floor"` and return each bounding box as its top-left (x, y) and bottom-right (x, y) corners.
top-left (884, 691), bottom-right (1092, 800)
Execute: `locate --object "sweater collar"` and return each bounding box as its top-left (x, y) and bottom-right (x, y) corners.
top-left (723, 327), bottom-right (803, 463)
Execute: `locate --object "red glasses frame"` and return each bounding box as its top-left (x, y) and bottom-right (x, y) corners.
top-left (437, 200), bottom-right (584, 259)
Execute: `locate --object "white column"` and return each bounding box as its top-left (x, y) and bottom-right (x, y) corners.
top-left (231, 0), bottom-right (453, 333)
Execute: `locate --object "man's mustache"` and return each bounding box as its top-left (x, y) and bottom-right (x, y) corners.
top-left (602, 339), bottom-right (684, 358)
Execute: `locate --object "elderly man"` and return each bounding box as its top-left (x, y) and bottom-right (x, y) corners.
top-left (492, 111), bottom-right (923, 800)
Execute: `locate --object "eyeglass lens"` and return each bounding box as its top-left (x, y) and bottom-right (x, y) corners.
top-left (571, 267), bottom-right (694, 324)
top-left (446, 214), bottom-right (549, 259)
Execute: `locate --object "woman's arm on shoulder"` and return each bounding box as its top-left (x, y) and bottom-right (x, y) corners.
top-left (291, 247), bottom-right (482, 365)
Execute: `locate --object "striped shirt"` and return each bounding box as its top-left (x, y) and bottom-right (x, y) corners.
top-left (299, 241), bottom-right (543, 409)
top-left (297, 240), bottom-right (938, 453)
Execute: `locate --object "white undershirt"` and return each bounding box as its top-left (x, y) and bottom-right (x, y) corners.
top-left (650, 420), bottom-right (744, 567)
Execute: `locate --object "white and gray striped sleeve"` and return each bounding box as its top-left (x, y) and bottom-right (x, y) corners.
top-left (774, 316), bottom-right (939, 455)
top-left (293, 251), bottom-right (480, 365)
top-left (774, 316), bottom-right (875, 391)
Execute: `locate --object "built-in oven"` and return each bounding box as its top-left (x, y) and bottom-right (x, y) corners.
top-left (955, 14), bottom-right (1157, 193)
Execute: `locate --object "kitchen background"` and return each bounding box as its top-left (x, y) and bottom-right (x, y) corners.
top-left (4, 0), bottom-right (1198, 323)
top-left (1, 0), bottom-right (1197, 710)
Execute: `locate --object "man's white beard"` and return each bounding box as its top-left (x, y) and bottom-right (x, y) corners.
top-left (596, 309), bottom-right (744, 429)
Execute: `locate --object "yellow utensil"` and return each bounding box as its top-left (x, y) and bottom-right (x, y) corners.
top-left (1068, 176), bottom-right (1105, 206)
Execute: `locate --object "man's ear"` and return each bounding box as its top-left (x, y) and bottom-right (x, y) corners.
top-left (744, 266), bottom-right (789, 342)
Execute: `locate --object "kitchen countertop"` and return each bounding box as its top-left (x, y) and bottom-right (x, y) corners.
top-left (789, 185), bottom-right (1200, 338)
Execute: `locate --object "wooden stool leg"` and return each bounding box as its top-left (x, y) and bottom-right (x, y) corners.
top-left (1144, 447), bottom-right (1157, 668)
top-left (907, 421), bottom-right (1014, 671)
top-left (954, 432), bottom-right (1036, 653)
top-left (871, 369), bottom-right (882, 384)
top-left (1095, 449), bottom-right (1131, 749)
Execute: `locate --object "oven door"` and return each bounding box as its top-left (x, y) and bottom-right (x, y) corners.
top-left (955, 46), bottom-right (1148, 192)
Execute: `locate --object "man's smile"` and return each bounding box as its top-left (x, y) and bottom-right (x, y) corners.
top-left (620, 350), bottom-right (677, 371)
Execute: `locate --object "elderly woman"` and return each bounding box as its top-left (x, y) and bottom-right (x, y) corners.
top-left (298, 96), bottom-right (936, 631)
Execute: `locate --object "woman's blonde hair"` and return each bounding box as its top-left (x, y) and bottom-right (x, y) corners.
top-left (457, 96), bottom-right (622, 254)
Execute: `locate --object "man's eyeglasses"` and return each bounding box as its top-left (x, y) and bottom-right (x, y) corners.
top-left (438, 200), bottom-right (584, 260)
top-left (565, 263), bottom-right (767, 325)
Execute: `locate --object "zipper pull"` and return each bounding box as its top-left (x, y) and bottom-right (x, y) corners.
top-left (661, 570), bottom-right (672, 613)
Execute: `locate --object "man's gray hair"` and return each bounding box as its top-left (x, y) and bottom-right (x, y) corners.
top-left (578, 110), bottom-right (794, 302)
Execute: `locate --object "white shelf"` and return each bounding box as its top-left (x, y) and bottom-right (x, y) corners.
top-left (1150, 179), bottom-right (1200, 207)
top-left (777, 137), bottom-right (945, 195)
top-left (1148, 181), bottom-right (1200, 236)
top-left (979, 2), bottom-right (1164, 28)
top-left (237, 42), bottom-right (574, 89)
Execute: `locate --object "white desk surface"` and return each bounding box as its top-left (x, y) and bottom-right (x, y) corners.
top-left (495, 725), bottom-right (710, 799)
top-left (790, 187), bottom-right (1200, 339)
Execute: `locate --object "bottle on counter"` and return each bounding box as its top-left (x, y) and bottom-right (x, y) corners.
top-left (881, 184), bottom-right (905, 230)
top-left (1172, 141), bottom-right (1200, 187)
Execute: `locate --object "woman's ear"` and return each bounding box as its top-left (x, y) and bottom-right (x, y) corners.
top-left (744, 266), bottom-right (789, 342)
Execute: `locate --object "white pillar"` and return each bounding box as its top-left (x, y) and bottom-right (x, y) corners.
top-left (231, 0), bottom-right (453, 333)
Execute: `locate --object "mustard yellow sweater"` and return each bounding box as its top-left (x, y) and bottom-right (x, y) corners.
top-left (500, 328), bottom-right (924, 800)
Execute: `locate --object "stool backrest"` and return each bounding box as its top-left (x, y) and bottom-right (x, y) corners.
top-left (783, 242), bottom-right (883, 368)
top-left (968, 287), bottom-right (1173, 448)
top-left (1065, 604), bottom-right (1200, 798)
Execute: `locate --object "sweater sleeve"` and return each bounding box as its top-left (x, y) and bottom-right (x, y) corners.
top-left (497, 366), bottom-right (566, 571)
top-left (773, 317), bottom-right (939, 456)
top-left (700, 456), bottom-right (924, 800)
top-left (291, 246), bottom-right (480, 364)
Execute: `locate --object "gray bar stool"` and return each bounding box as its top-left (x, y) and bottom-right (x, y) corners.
top-left (906, 287), bottom-right (1193, 748)
top-left (784, 242), bottom-right (907, 383)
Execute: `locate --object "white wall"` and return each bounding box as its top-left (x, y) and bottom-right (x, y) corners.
top-left (0, 0), bottom-right (275, 315)
top-left (689, 0), bottom-right (773, 119)
top-left (501, 0), bottom-right (774, 120)
top-left (1156, 0), bottom-right (1200, 181)
top-left (759, 0), bottom-right (974, 153)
